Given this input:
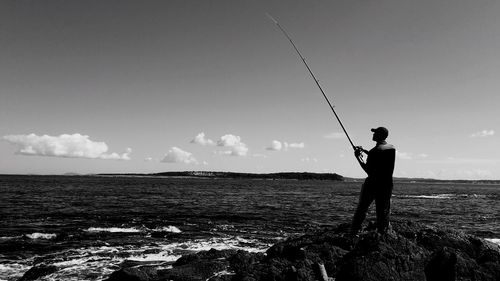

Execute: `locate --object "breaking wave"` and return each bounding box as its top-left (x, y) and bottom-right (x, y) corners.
top-left (24, 232), bottom-right (57, 239)
top-left (152, 225), bottom-right (182, 233)
top-left (84, 227), bottom-right (142, 233)
top-left (485, 238), bottom-right (500, 246)
top-left (84, 225), bottom-right (181, 234)
top-left (395, 193), bottom-right (488, 199)
top-left (1, 235), bottom-right (271, 281)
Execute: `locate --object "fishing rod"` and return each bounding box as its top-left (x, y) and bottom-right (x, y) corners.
top-left (267, 13), bottom-right (357, 151)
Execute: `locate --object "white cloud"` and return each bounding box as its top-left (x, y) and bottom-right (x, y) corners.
top-left (2, 133), bottom-right (131, 160)
top-left (288, 142), bottom-right (305, 149)
top-left (161, 147), bottom-right (198, 164)
top-left (144, 157), bottom-right (154, 162)
top-left (266, 140), bottom-right (305, 151)
top-left (217, 134), bottom-right (241, 147)
top-left (217, 134), bottom-right (248, 156)
top-left (191, 132), bottom-right (215, 146)
top-left (324, 132), bottom-right (346, 139)
top-left (396, 151), bottom-right (413, 160)
top-left (396, 151), bottom-right (428, 160)
top-left (470, 130), bottom-right (495, 138)
top-left (417, 169), bottom-right (494, 180)
top-left (266, 140), bottom-right (283, 151)
top-left (421, 157), bottom-right (500, 165)
top-left (100, 148), bottom-right (132, 160)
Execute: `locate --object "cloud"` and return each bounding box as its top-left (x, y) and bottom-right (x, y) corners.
top-left (324, 132), bottom-right (346, 139)
top-left (217, 134), bottom-right (242, 147)
top-left (191, 132), bottom-right (215, 146)
top-left (416, 169), bottom-right (494, 180)
top-left (288, 142), bottom-right (305, 149)
top-left (217, 134), bottom-right (248, 156)
top-left (100, 148), bottom-right (132, 160)
top-left (396, 151), bottom-right (428, 160)
top-left (396, 151), bottom-right (413, 160)
top-left (470, 130), bottom-right (495, 138)
top-left (421, 157), bottom-right (500, 165)
top-left (2, 133), bottom-right (131, 160)
top-left (161, 147), bottom-right (198, 164)
top-left (266, 140), bottom-right (283, 151)
top-left (266, 140), bottom-right (305, 151)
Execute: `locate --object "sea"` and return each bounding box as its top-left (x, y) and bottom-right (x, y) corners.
top-left (0, 175), bottom-right (499, 281)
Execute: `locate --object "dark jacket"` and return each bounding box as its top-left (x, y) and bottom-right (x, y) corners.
top-left (365, 141), bottom-right (396, 184)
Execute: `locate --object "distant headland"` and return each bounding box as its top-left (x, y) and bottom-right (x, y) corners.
top-left (97, 171), bottom-right (345, 181)
top-left (94, 171), bottom-right (500, 184)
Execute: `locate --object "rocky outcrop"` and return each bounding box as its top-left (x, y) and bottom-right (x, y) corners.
top-left (105, 220), bottom-right (500, 281)
top-left (18, 264), bottom-right (57, 281)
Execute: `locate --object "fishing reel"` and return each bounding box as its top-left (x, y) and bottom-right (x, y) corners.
top-left (354, 146), bottom-right (368, 161)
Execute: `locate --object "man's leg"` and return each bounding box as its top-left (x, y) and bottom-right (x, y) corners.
top-left (351, 183), bottom-right (375, 234)
top-left (375, 185), bottom-right (393, 233)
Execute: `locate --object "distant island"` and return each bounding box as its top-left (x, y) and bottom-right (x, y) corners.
top-left (95, 171), bottom-right (500, 184)
top-left (98, 171), bottom-right (345, 181)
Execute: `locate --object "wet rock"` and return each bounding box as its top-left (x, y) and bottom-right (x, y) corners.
top-left (105, 220), bottom-right (500, 281)
top-left (18, 264), bottom-right (57, 281)
top-left (106, 267), bottom-right (157, 281)
top-left (425, 247), bottom-right (457, 281)
top-left (157, 249), bottom-right (237, 281)
top-left (233, 220), bottom-right (500, 281)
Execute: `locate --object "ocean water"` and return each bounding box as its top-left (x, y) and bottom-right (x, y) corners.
top-left (0, 175), bottom-right (498, 281)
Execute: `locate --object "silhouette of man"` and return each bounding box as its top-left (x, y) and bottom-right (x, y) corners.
top-left (351, 127), bottom-right (396, 234)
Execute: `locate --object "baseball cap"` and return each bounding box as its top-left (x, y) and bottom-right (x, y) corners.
top-left (371, 127), bottom-right (389, 138)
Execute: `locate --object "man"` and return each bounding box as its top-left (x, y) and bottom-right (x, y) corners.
top-left (351, 127), bottom-right (396, 235)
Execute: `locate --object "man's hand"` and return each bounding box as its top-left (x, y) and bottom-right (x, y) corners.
top-left (354, 146), bottom-right (368, 174)
top-left (354, 146), bottom-right (367, 163)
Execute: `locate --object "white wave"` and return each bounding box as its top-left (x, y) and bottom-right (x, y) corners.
top-left (85, 227), bottom-right (142, 233)
top-left (485, 238), bottom-right (500, 246)
top-left (152, 226), bottom-right (181, 233)
top-left (161, 236), bottom-right (271, 253)
top-left (0, 263), bottom-right (31, 280)
top-left (412, 194), bottom-right (454, 199)
top-left (25, 232), bottom-right (57, 239)
top-left (397, 193), bottom-right (488, 199)
top-left (396, 194), bottom-right (454, 199)
top-left (0, 235), bottom-right (271, 281)
top-left (0, 236), bottom-right (20, 240)
top-left (127, 252), bottom-right (182, 263)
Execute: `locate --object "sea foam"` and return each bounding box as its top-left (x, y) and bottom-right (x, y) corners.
top-left (152, 226), bottom-right (182, 233)
top-left (396, 193), bottom-right (488, 199)
top-left (85, 227), bottom-right (142, 233)
top-left (25, 232), bottom-right (57, 239)
top-left (485, 238), bottom-right (500, 246)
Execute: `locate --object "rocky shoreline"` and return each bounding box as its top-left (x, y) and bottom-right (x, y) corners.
top-left (94, 220), bottom-right (500, 281)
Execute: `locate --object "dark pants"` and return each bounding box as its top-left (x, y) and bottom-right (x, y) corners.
top-left (351, 178), bottom-right (393, 234)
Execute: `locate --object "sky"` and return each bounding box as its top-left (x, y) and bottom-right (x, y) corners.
top-left (1, 0), bottom-right (499, 180)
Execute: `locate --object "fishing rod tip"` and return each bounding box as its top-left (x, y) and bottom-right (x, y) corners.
top-left (265, 13), bottom-right (278, 24)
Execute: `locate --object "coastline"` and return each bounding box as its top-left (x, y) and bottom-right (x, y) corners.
top-left (1, 172), bottom-right (499, 185)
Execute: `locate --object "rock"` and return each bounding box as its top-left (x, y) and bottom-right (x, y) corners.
top-left (425, 247), bottom-right (457, 281)
top-left (232, 220), bottom-right (500, 281)
top-left (18, 264), bottom-right (57, 281)
top-left (156, 249), bottom-right (238, 281)
top-left (106, 267), bottom-right (157, 281)
top-left (104, 220), bottom-right (500, 281)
